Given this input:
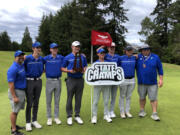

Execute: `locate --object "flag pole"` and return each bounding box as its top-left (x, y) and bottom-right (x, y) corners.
top-left (90, 45), bottom-right (93, 122)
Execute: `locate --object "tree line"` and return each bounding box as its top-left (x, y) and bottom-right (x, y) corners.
top-left (138, 0), bottom-right (180, 64)
top-left (36, 0), bottom-right (128, 62)
top-left (0, 0), bottom-right (180, 64)
top-left (0, 27), bottom-right (32, 52)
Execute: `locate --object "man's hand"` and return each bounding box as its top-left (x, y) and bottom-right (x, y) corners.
top-left (13, 97), bottom-right (19, 103)
top-left (158, 75), bottom-right (163, 88)
top-left (69, 70), bottom-right (76, 73)
top-left (134, 54), bottom-right (138, 59)
top-left (158, 79), bottom-right (163, 88)
top-left (81, 67), bottom-right (87, 73)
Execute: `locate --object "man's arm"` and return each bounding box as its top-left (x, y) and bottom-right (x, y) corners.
top-left (8, 82), bottom-right (19, 103)
top-left (61, 67), bottom-right (75, 73)
top-left (96, 46), bottom-right (105, 52)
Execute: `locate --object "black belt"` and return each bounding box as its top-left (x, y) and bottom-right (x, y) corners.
top-left (125, 76), bottom-right (134, 79)
top-left (18, 88), bottom-right (26, 90)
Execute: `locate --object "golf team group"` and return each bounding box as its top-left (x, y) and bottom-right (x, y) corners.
top-left (7, 41), bottom-right (163, 135)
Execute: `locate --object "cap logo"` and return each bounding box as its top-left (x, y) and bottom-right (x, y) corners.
top-left (98, 35), bottom-right (108, 39)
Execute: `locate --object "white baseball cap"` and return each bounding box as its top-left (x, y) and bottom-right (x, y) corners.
top-left (111, 42), bottom-right (116, 47)
top-left (72, 41), bottom-right (81, 46)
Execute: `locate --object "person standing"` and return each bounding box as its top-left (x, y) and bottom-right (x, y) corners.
top-left (24, 42), bottom-right (45, 131)
top-left (91, 48), bottom-right (112, 124)
top-left (44, 43), bottom-right (64, 126)
top-left (7, 50), bottom-right (26, 135)
top-left (119, 46), bottom-right (136, 118)
top-left (104, 42), bottom-right (120, 118)
top-left (136, 44), bottom-right (163, 121)
top-left (61, 41), bottom-right (87, 125)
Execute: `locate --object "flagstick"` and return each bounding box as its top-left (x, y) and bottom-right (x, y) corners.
top-left (91, 45), bottom-right (93, 122)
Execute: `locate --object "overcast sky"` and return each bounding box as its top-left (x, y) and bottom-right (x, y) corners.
top-left (0, 0), bottom-right (156, 45)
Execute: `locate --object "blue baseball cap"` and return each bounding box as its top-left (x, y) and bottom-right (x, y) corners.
top-left (97, 48), bottom-right (105, 53)
top-left (50, 43), bottom-right (58, 48)
top-left (32, 42), bottom-right (41, 48)
top-left (14, 50), bottom-right (25, 57)
top-left (125, 46), bottom-right (133, 51)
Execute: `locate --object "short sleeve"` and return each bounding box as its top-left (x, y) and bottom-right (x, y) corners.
top-left (62, 56), bottom-right (68, 68)
top-left (83, 56), bottom-right (87, 67)
top-left (7, 68), bottom-right (17, 82)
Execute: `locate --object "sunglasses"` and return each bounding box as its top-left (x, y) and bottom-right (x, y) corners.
top-left (36, 47), bottom-right (41, 49)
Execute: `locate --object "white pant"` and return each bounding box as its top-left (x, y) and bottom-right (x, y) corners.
top-left (92, 85), bottom-right (110, 116)
top-left (119, 83), bottom-right (135, 113)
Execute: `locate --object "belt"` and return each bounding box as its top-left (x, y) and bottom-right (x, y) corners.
top-left (16, 88), bottom-right (26, 91)
top-left (47, 78), bottom-right (59, 81)
top-left (26, 77), bottom-right (41, 81)
top-left (125, 76), bottom-right (134, 79)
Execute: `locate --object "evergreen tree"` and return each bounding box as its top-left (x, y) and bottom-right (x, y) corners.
top-left (0, 31), bottom-right (11, 51)
top-left (37, 0), bottom-right (128, 61)
top-left (102, 0), bottom-right (128, 54)
top-left (37, 14), bottom-right (54, 55)
top-left (21, 27), bottom-right (33, 52)
top-left (151, 0), bottom-right (172, 48)
top-left (50, 3), bottom-right (75, 56)
top-left (11, 41), bottom-right (20, 51)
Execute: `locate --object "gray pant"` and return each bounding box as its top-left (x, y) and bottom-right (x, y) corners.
top-left (119, 83), bottom-right (135, 113)
top-left (8, 89), bottom-right (25, 113)
top-left (46, 79), bottom-right (61, 118)
top-left (92, 85), bottom-right (110, 116)
top-left (66, 77), bottom-right (84, 118)
top-left (25, 79), bottom-right (42, 123)
top-left (109, 85), bottom-right (118, 112)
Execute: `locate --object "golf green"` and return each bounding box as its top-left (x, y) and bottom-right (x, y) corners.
top-left (0, 51), bottom-right (179, 135)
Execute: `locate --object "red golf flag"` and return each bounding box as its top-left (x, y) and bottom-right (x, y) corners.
top-left (91, 30), bottom-right (112, 46)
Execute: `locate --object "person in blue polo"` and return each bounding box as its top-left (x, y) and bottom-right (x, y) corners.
top-left (7, 50), bottom-right (26, 135)
top-left (119, 46), bottom-right (136, 119)
top-left (136, 44), bottom-right (163, 121)
top-left (104, 42), bottom-right (120, 118)
top-left (91, 48), bottom-right (112, 124)
top-left (24, 42), bottom-right (45, 131)
top-left (44, 43), bottom-right (64, 126)
top-left (61, 41), bottom-right (87, 125)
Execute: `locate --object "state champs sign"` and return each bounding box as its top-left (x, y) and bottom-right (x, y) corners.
top-left (85, 62), bottom-right (125, 86)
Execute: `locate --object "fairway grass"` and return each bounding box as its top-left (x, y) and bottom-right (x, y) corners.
top-left (0, 51), bottom-right (180, 135)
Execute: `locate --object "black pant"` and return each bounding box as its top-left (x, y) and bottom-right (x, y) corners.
top-left (66, 77), bottom-right (84, 118)
top-left (25, 79), bottom-right (42, 123)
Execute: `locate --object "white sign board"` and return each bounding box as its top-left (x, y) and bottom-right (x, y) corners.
top-left (85, 62), bottom-right (124, 86)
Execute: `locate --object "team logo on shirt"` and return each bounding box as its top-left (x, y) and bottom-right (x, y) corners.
top-left (85, 62), bottom-right (124, 85)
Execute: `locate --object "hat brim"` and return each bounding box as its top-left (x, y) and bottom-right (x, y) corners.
top-left (15, 52), bottom-right (25, 57)
top-left (139, 47), bottom-right (151, 51)
top-left (51, 46), bottom-right (58, 48)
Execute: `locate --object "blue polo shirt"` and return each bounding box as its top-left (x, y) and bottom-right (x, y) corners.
top-left (119, 55), bottom-right (136, 78)
top-left (105, 53), bottom-right (121, 66)
top-left (44, 54), bottom-right (64, 78)
top-left (7, 62), bottom-right (26, 90)
top-left (24, 54), bottom-right (45, 78)
top-left (62, 53), bottom-right (87, 78)
top-left (136, 53), bottom-right (163, 85)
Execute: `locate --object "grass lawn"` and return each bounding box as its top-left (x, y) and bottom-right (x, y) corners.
top-left (0, 51), bottom-right (180, 135)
